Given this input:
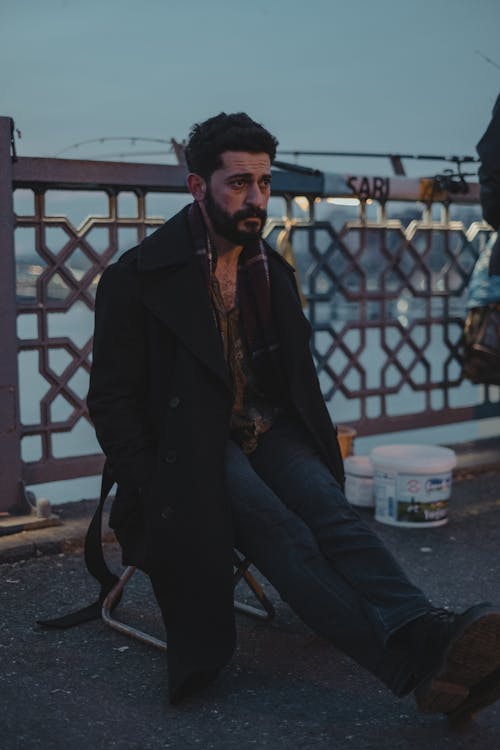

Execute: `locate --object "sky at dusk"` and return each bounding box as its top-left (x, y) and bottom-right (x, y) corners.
top-left (2, 0), bottom-right (500, 174)
top-left (3, 0), bottom-right (500, 502)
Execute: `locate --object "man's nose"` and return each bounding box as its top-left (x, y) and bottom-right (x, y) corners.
top-left (245, 181), bottom-right (265, 207)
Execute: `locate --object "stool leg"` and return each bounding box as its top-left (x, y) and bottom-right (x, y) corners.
top-left (101, 566), bottom-right (167, 651)
top-left (233, 552), bottom-right (275, 621)
top-left (101, 555), bottom-right (275, 651)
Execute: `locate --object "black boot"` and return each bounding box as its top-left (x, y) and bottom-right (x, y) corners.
top-left (400, 603), bottom-right (500, 716)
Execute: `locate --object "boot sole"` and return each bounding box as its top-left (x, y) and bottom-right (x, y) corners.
top-left (447, 667), bottom-right (500, 726)
top-left (415, 607), bottom-right (500, 714)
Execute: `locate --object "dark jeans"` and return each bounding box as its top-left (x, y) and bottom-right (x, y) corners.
top-left (226, 416), bottom-right (432, 696)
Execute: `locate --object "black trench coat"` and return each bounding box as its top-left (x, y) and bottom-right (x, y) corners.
top-left (87, 205), bottom-right (345, 702)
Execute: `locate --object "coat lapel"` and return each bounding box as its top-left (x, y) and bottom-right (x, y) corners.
top-left (136, 208), bottom-right (231, 390)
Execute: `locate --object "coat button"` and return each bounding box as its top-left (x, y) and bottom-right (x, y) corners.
top-left (169, 396), bottom-right (180, 408)
top-left (161, 505), bottom-right (174, 520)
top-left (164, 450), bottom-right (177, 464)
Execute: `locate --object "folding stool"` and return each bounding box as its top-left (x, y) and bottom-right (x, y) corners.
top-left (101, 550), bottom-right (275, 650)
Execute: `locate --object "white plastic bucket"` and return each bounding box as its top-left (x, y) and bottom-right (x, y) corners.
top-left (344, 455), bottom-right (374, 508)
top-left (371, 444), bottom-right (457, 528)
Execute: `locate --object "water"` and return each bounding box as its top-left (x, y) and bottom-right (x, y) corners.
top-left (12, 192), bottom-right (500, 505)
top-left (17, 302), bottom-right (500, 506)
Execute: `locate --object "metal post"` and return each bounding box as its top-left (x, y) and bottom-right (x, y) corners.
top-left (0, 116), bottom-right (23, 514)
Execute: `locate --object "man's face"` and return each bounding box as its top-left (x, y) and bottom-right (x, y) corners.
top-left (204, 151), bottom-right (271, 246)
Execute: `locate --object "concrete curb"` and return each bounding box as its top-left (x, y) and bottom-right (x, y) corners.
top-left (0, 500), bottom-right (114, 564)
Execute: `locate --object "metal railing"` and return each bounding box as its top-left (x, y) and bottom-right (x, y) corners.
top-left (1, 116), bottom-right (498, 513)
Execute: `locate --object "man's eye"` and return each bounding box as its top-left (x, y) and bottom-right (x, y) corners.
top-left (230, 179), bottom-right (246, 188)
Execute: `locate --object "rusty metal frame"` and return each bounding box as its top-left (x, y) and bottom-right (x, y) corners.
top-left (102, 558), bottom-right (275, 651)
top-left (0, 118), bottom-right (23, 513)
top-left (1, 114), bottom-right (498, 513)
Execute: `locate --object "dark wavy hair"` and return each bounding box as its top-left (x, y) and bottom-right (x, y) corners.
top-left (185, 112), bottom-right (278, 179)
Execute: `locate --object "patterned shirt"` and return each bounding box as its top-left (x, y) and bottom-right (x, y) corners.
top-left (210, 275), bottom-right (279, 453)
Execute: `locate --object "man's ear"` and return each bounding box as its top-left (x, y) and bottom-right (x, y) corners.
top-left (187, 173), bottom-right (206, 201)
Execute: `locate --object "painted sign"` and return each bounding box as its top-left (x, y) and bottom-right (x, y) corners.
top-left (347, 175), bottom-right (390, 202)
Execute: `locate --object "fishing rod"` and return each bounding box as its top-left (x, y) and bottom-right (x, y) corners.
top-left (277, 150), bottom-right (478, 177)
top-left (53, 137), bottom-right (479, 177)
top-left (53, 136), bottom-right (174, 157)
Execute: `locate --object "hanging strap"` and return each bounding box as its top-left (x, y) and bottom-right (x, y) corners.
top-left (37, 462), bottom-right (121, 629)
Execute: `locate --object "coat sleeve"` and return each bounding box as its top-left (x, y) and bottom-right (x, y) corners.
top-left (87, 261), bottom-right (154, 490)
top-left (477, 93), bottom-right (500, 230)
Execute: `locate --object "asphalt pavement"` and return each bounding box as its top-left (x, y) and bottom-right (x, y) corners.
top-left (2, 455), bottom-right (500, 750)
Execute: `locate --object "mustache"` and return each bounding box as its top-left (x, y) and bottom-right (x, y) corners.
top-left (233, 207), bottom-right (267, 223)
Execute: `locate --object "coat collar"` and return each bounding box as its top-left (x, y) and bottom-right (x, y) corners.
top-left (137, 206), bottom-right (193, 271)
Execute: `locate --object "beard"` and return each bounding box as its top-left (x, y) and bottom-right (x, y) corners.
top-left (204, 187), bottom-right (267, 247)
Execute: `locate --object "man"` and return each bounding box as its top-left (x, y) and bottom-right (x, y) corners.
top-left (462, 95), bottom-right (500, 384)
top-left (477, 91), bottom-right (500, 275)
top-left (87, 112), bottom-right (500, 719)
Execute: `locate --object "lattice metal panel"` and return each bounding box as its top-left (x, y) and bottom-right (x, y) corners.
top-left (264, 199), bottom-right (500, 435)
top-left (14, 187), bottom-right (185, 484)
top-left (13, 183), bottom-right (500, 488)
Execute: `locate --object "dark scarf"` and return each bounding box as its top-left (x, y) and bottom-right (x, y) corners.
top-left (187, 201), bottom-right (284, 397)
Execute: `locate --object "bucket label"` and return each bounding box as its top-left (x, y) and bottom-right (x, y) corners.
top-left (374, 469), bottom-right (452, 526)
top-left (398, 472), bottom-right (451, 503)
top-left (396, 498), bottom-right (448, 523)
